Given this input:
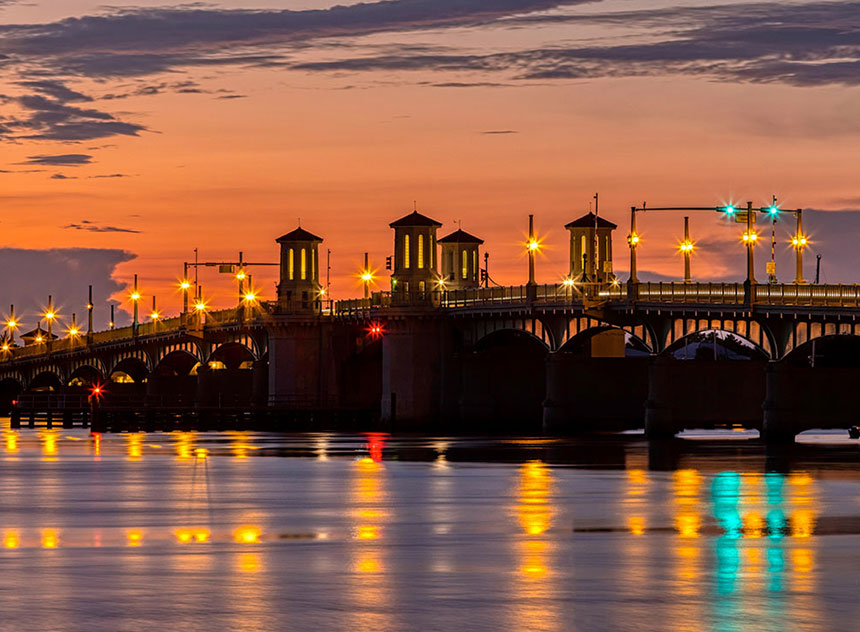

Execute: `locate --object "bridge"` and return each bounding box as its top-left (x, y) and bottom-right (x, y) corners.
top-left (1, 202), bottom-right (858, 441)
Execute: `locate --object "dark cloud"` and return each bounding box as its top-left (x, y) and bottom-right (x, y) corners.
top-left (481, 130), bottom-right (518, 134)
top-left (288, 2), bottom-right (860, 87)
top-left (89, 173), bottom-right (131, 179)
top-left (64, 219), bottom-right (140, 234)
top-left (0, 1), bottom-right (594, 77)
top-left (21, 153), bottom-right (92, 166)
top-left (0, 247), bottom-right (136, 329)
top-left (2, 81), bottom-right (145, 141)
top-left (50, 173), bottom-right (77, 180)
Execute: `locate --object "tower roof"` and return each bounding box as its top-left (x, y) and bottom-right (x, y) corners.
top-left (565, 212), bottom-right (617, 230)
top-left (438, 229), bottom-right (484, 244)
top-left (276, 226), bottom-right (323, 243)
top-left (389, 210), bottom-right (442, 228)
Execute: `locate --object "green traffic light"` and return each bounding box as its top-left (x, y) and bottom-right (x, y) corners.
top-left (768, 205), bottom-right (779, 215)
top-left (724, 205), bottom-right (736, 215)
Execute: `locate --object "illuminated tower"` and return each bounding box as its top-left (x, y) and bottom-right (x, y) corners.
top-left (565, 212), bottom-right (617, 283)
top-left (389, 209), bottom-right (442, 294)
top-left (438, 229), bottom-right (483, 290)
top-left (276, 226), bottom-right (323, 313)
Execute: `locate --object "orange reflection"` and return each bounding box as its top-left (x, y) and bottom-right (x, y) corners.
top-left (238, 552), bottom-right (261, 573)
top-left (174, 431), bottom-right (196, 461)
top-left (91, 432), bottom-right (101, 458)
top-left (3, 530), bottom-right (19, 549)
top-left (519, 461), bottom-right (552, 536)
top-left (744, 512), bottom-right (765, 538)
top-left (628, 516), bottom-right (646, 536)
top-left (365, 432), bottom-right (387, 463)
top-left (233, 525), bottom-right (262, 544)
top-left (40, 430), bottom-right (58, 461)
top-left (126, 433), bottom-right (143, 461)
top-left (127, 529), bottom-right (144, 547)
top-left (4, 429), bottom-right (18, 454)
top-left (41, 529), bottom-right (59, 549)
top-left (175, 527), bottom-right (210, 544)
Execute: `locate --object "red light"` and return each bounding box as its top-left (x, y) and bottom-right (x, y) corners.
top-left (365, 321), bottom-right (385, 339)
top-left (365, 433), bottom-right (388, 463)
top-left (89, 383), bottom-right (106, 400)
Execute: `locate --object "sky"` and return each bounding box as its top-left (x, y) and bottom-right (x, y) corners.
top-left (1, 0), bottom-right (860, 328)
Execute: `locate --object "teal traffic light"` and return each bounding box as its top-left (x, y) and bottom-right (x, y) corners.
top-left (767, 205), bottom-right (779, 216)
top-left (723, 205), bottom-right (736, 215)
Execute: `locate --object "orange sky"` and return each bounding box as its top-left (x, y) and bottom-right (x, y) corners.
top-left (1, 0), bottom-right (859, 325)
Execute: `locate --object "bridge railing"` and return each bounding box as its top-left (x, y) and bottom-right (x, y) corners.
top-left (754, 283), bottom-right (860, 306)
top-left (630, 282), bottom-right (745, 304)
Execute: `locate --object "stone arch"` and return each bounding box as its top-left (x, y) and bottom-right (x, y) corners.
top-left (109, 356), bottom-right (150, 384)
top-left (782, 320), bottom-right (860, 358)
top-left (67, 364), bottom-right (106, 387)
top-left (67, 357), bottom-right (108, 381)
top-left (154, 340), bottom-right (203, 367)
top-left (107, 349), bottom-right (153, 376)
top-left (205, 332), bottom-right (261, 363)
top-left (28, 368), bottom-right (64, 392)
top-left (558, 324), bottom-right (653, 356)
top-left (207, 341), bottom-right (257, 370)
top-left (558, 317), bottom-right (655, 353)
top-left (469, 318), bottom-right (553, 351)
top-left (663, 328), bottom-right (770, 361)
top-left (663, 317), bottom-right (773, 359)
top-left (781, 333), bottom-right (860, 367)
top-left (154, 349), bottom-right (201, 376)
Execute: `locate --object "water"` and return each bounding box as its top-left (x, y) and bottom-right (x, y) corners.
top-left (1, 425), bottom-right (859, 632)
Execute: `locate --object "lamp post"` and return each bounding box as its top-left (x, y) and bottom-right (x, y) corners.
top-left (792, 209), bottom-right (807, 284)
top-left (744, 201), bottom-right (757, 286)
top-left (110, 304), bottom-right (115, 330)
top-left (361, 252), bottom-right (372, 299)
top-left (527, 214), bottom-right (537, 287)
top-left (87, 285), bottom-right (94, 345)
top-left (45, 296), bottom-right (55, 354)
top-left (6, 305), bottom-right (17, 346)
top-left (131, 274), bottom-right (141, 334)
top-left (680, 216), bottom-right (693, 283)
top-left (628, 206), bottom-right (640, 284)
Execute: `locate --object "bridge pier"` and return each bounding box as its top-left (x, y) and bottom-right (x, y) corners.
top-left (644, 356), bottom-right (676, 439)
top-left (268, 319), bottom-right (337, 411)
top-left (381, 315), bottom-right (447, 427)
top-left (543, 355), bottom-right (648, 434)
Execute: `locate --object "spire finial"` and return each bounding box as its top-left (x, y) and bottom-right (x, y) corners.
top-left (413, 200), bottom-right (417, 212)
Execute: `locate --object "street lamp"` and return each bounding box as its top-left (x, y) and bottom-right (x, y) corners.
top-left (130, 274), bottom-right (141, 332)
top-left (360, 252), bottom-right (375, 299)
top-left (44, 295), bottom-right (56, 351)
top-left (6, 304), bottom-right (17, 346)
top-left (678, 216), bottom-right (694, 283)
top-left (526, 214), bottom-right (540, 287)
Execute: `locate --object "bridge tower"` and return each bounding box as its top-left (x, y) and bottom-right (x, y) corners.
top-left (565, 212), bottom-right (617, 283)
top-left (276, 226), bottom-right (323, 314)
top-left (438, 229), bottom-right (483, 290)
top-left (389, 210), bottom-right (442, 294)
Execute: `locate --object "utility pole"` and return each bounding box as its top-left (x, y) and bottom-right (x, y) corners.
top-left (768, 195), bottom-right (777, 284)
top-left (683, 216), bottom-right (692, 283)
top-left (815, 254), bottom-right (821, 284)
top-left (527, 214), bottom-right (536, 286)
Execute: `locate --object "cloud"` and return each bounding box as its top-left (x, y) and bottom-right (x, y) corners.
top-left (21, 153), bottom-right (92, 166)
top-left (481, 130), bottom-right (518, 134)
top-left (1, 81), bottom-right (146, 141)
top-left (50, 173), bottom-right (77, 180)
top-left (64, 219), bottom-right (140, 234)
top-left (0, 1), bottom-right (594, 77)
top-left (89, 173), bottom-right (131, 179)
top-left (287, 2), bottom-right (860, 88)
top-left (0, 247), bottom-right (136, 329)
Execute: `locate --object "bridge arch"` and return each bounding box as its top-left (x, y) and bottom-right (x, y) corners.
top-left (28, 369), bottom-right (64, 392)
top-left (107, 349), bottom-right (153, 377)
top-left (68, 364), bottom-right (106, 387)
top-left (207, 341), bottom-right (257, 370)
top-left (781, 320), bottom-right (860, 358)
top-left (664, 318), bottom-right (774, 359)
top-left (663, 329), bottom-right (770, 361)
top-left (206, 333), bottom-right (261, 363)
top-left (154, 340), bottom-right (203, 368)
top-left (559, 325), bottom-right (652, 356)
top-left (558, 318), bottom-right (655, 353)
top-left (782, 334), bottom-right (860, 367)
top-left (465, 317), bottom-right (554, 351)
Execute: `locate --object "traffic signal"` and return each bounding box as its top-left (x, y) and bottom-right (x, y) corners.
top-left (385, 255), bottom-right (392, 270)
top-left (723, 205), bottom-right (736, 216)
top-left (480, 269), bottom-right (488, 283)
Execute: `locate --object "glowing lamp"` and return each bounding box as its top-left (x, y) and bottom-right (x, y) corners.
top-left (68, 327), bottom-right (80, 336)
top-left (768, 205), bottom-right (779, 215)
top-left (150, 312), bottom-right (160, 320)
top-left (180, 280), bottom-right (192, 290)
top-left (743, 231), bottom-right (758, 243)
top-left (361, 271), bottom-right (373, 282)
top-left (792, 235), bottom-right (808, 248)
top-left (679, 241), bottom-right (694, 253)
top-left (528, 240), bottom-right (540, 252)
top-left (130, 292), bottom-right (141, 302)
top-left (6, 320), bottom-right (17, 329)
top-left (629, 234), bottom-right (640, 246)
top-left (194, 302), bottom-right (206, 312)
top-left (724, 205), bottom-right (736, 215)
top-left (45, 311), bottom-right (55, 321)
top-left (236, 271), bottom-right (246, 280)
top-left (244, 292), bottom-right (256, 302)
top-left (1, 344), bottom-right (9, 352)
top-left (562, 278), bottom-right (575, 287)
top-left (35, 335), bottom-right (44, 344)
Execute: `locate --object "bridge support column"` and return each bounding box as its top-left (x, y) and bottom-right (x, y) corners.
top-left (762, 362), bottom-right (797, 443)
top-left (268, 319), bottom-right (336, 411)
top-left (381, 316), bottom-right (447, 427)
top-left (644, 356), bottom-right (676, 439)
top-left (195, 364), bottom-right (218, 408)
top-left (251, 360), bottom-right (268, 407)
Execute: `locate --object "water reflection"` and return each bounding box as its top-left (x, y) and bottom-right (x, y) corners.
top-left (513, 461), bottom-right (558, 631)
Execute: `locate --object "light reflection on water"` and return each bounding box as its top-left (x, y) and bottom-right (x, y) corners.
top-left (0, 425), bottom-right (858, 630)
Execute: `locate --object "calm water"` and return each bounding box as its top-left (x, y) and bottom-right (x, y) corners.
top-left (1, 425), bottom-right (859, 632)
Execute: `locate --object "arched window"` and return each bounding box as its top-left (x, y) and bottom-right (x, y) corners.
top-left (418, 234), bottom-right (425, 269)
top-left (461, 249), bottom-right (468, 279)
top-left (289, 248), bottom-right (295, 280)
top-left (404, 235), bottom-right (411, 269)
top-left (300, 248), bottom-right (307, 280)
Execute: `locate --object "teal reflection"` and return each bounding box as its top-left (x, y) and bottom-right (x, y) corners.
top-left (715, 536), bottom-right (740, 595)
top-left (767, 509), bottom-right (787, 542)
top-left (712, 472), bottom-right (742, 538)
top-left (767, 546), bottom-right (785, 592)
top-left (765, 472), bottom-right (784, 506)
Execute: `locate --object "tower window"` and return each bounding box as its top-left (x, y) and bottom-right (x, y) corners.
top-left (289, 248), bottom-right (295, 280)
top-left (311, 247), bottom-right (316, 280)
top-left (461, 249), bottom-right (468, 279)
top-left (301, 248), bottom-right (307, 280)
top-left (418, 234), bottom-right (425, 269)
top-left (404, 234), bottom-right (411, 269)
top-left (473, 250), bottom-right (477, 280)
